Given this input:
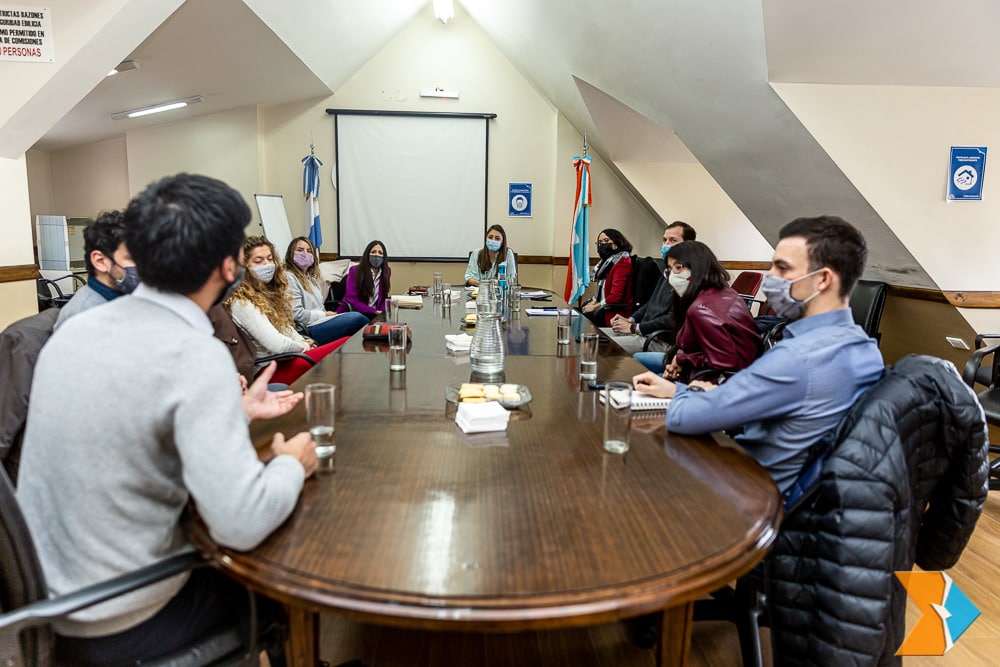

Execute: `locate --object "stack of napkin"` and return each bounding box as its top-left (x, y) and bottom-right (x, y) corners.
top-left (445, 333), bottom-right (473, 354)
top-left (455, 401), bottom-right (510, 433)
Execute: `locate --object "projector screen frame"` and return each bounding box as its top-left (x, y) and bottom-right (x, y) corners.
top-left (326, 108), bottom-right (497, 262)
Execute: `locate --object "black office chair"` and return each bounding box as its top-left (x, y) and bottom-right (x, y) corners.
top-left (35, 275), bottom-right (85, 311)
top-left (601, 255), bottom-right (663, 318)
top-left (694, 355), bottom-right (989, 666)
top-left (961, 333), bottom-right (1000, 491)
top-left (0, 466), bottom-right (280, 667)
top-left (849, 279), bottom-right (887, 343)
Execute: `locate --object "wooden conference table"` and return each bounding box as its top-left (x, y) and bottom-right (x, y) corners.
top-left (187, 293), bottom-right (782, 666)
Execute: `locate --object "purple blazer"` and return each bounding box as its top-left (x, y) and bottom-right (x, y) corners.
top-left (337, 264), bottom-right (390, 317)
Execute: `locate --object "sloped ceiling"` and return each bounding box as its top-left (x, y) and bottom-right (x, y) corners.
top-left (33, 0), bottom-right (1000, 288)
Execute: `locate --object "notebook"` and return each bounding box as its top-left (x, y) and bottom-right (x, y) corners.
top-left (599, 388), bottom-right (671, 411)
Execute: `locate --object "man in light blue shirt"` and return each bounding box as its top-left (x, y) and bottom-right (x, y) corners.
top-left (633, 216), bottom-right (884, 494)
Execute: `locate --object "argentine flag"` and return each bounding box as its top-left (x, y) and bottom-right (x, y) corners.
top-left (302, 152), bottom-right (323, 249)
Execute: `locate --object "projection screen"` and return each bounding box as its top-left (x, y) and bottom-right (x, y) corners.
top-left (331, 110), bottom-right (494, 260)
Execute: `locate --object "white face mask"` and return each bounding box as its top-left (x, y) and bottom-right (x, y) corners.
top-left (251, 263), bottom-right (276, 284)
top-left (668, 269), bottom-right (692, 297)
top-left (761, 269), bottom-right (822, 319)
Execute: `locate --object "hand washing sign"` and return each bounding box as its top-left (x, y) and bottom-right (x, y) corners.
top-left (508, 183), bottom-right (532, 218)
top-left (947, 147), bottom-right (987, 201)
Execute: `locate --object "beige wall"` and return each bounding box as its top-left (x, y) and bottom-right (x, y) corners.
top-left (49, 137), bottom-right (130, 216)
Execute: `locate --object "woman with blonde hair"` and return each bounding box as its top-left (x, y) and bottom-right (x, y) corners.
top-left (284, 236), bottom-right (367, 344)
top-left (228, 236), bottom-right (346, 383)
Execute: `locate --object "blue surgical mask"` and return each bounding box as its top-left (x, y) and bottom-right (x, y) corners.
top-left (761, 269), bottom-right (822, 320)
top-left (661, 244), bottom-right (671, 261)
top-left (486, 239), bottom-right (502, 252)
top-left (251, 264), bottom-right (276, 284)
top-left (369, 255), bottom-right (384, 269)
top-left (114, 265), bottom-right (140, 294)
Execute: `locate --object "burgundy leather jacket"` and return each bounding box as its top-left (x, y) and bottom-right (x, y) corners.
top-left (675, 286), bottom-right (762, 376)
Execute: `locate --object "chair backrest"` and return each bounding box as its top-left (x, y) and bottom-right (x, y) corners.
top-left (848, 279), bottom-right (887, 341)
top-left (730, 271), bottom-right (763, 303)
top-left (630, 256), bottom-right (663, 308)
top-left (0, 466), bottom-right (53, 666)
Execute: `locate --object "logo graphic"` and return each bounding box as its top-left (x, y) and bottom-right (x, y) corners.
top-left (953, 165), bottom-right (978, 191)
top-left (896, 571), bottom-right (980, 655)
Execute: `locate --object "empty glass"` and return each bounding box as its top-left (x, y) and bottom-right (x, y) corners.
top-left (432, 272), bottom-right (443, 301)
top-left (603, 381), bottom-right (632, 454)
top-left (305, 383), bottom-right (336, 473)
top-left (384, 298), bottom-right (399, 322)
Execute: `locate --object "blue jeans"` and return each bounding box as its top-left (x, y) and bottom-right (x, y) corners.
top-left (306, 311), bottom-right (368, 345)
top-left (634, 351), bottom-right (667, 374)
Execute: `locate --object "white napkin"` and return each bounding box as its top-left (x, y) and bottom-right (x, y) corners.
top-left (465, 300), bottom-right (477, 310)
top-left (445, 333), bottom-right (473, 353)
top-left (455, 401), bottom-right (510, 433)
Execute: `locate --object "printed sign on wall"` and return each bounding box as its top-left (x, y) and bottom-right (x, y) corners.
top-left (0, 5), bottom-right (53, 62)
top-left (508, 182), bottom-right (532, 218)
top-left (947, 147), bottom-right (987, 201)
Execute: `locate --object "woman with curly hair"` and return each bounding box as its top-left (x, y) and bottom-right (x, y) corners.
top-left (284, 236), bottom-right (367, 344)
top-left (228, 236), bottom-right (345, 382)
top-left (338, 239), bottom-right (392, 319)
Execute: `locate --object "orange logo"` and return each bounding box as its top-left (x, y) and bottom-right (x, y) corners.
top-left (896, 571), bottom-right (980, 655)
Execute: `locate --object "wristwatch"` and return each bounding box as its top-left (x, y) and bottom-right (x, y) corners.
top-left (630, 322), bottom-right (637, 334)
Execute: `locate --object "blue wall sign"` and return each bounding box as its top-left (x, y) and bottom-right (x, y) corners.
top-left (508, 182), bottom-right (532, 217)
top-left (948, 147), bottom-right (987, 201)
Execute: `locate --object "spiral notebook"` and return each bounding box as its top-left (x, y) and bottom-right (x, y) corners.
top-left (599, 388), bottom-right (671, 411)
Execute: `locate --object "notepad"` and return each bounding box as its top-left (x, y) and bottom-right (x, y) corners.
top-left (599, 388), bottom-right (671, 411)
top-left (393, 294), bottom-right (424, 308)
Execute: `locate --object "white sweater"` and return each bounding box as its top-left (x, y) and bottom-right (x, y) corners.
top-left (286, 272), bottom-right (327, 326)
top-left (17, 289), bottom-right (304, 637)
top-left (230, 298), bottom-right (310, 357)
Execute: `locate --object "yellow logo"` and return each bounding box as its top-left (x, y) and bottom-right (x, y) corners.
top-left (896, 571), bottom-right (980, 655)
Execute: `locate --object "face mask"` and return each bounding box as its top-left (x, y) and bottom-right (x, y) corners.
top-left (597, 243), bottom-right (614, 260)
top-left (114, 265), bottom-right (140, 294)
top-left (292, 252), bottom-right (315, 271)
top-left (661, 244), bottom-right (671, 261)
top-left (214, 264), bottom-right (245, 307)
top-left (369, 255), bottom-right (384, 269)
top-left (485, 239), bottom-right (502, 252)
top-left (761, 269), bottom-right (822, 320)
top-left (668, 270), bottom-right (691, 297)
top-left (251, 263), bottom-right (276, 284)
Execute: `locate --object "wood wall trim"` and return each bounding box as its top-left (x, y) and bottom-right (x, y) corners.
top-left (720, 261), bottom-right (772, 271)
top-left (0, 264), bottom-right (39, 283)
top-left (888, 285), bottom-right (950, 304)
top-left (941, 291), bottom-right (1000, 308)
top-left (516, 255), bottom-right (553, 265)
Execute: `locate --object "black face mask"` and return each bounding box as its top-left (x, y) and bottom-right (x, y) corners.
top-left (213, 264), bottom-right (245, 307)
top-left (597, 243), bottom-right (615, 260)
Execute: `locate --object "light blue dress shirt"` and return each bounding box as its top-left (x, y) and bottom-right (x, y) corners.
top-left (666, 308), bottom-right (884, 494)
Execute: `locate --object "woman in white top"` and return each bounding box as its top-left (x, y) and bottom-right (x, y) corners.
top-left (283, 237), bottom-right (367, 345)
top-left (227, 236), bottom-right (343, 368)
top-left (464, 224), bottom-right (517, 286)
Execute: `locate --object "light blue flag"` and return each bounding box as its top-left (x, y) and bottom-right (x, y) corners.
top-left (302, 152), bottom-right (323, 249)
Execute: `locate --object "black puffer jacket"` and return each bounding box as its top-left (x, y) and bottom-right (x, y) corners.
top-left (764, 354), bottom-right (989, 666)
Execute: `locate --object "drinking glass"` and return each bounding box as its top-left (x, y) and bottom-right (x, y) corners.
top-left (441, 282), bottom-right (452, 310)
top-left (388, 325), bottom-right (407, 371)
top-left (432, 272), bottom-right (443, 301)
top-left (580, 332), bottom-right (599, 380)
top-left (384, 298), bottom-right (399, 322)
top-left (556, 308), bottom-right (572, 344)
top-left (305, 383), bottom-right (336, 473)
top-left (510, 284), bottom-right (521, 312)
top-left (603, 381), bottom-right (632, 454)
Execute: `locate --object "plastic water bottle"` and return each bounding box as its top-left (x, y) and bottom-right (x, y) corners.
top-left (471, 280), bottom-right (505, 376)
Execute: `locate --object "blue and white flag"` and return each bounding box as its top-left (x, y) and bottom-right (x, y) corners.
top-left (302, 152), bottom-right (324, 248)
top-left (563, 155), bottom-right (592, 304)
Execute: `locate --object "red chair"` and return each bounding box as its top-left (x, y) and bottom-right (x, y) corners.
top-left (730, 271), bottom-right (764, 311)
top-left (266, 337), bottom-right (350, 386)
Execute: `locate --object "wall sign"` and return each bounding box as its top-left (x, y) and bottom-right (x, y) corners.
top-left (0, 5), bottom-right (53, 62)
top-left (948, 146), bottom-right (987, 201)
top-left (508, 182), bottom-right (532, 218)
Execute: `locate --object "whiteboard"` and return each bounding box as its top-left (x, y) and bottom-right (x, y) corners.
top-left (254, 194), bottom-right (293, 259)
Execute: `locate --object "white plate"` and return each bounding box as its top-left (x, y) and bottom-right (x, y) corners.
top-left (445, 383), bottom-right (533, 408)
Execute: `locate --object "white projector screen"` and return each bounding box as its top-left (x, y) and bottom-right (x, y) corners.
top-left (333, 111), bottom-right (492, 260)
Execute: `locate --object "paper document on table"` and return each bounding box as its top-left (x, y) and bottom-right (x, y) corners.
top-left (393, 294), bottom-right (423, 308)
top-left (525, 308), bottom-right (559, 316)
top-left (599, 388), bottom-right (671, 411)
top-left (519, 290), bottom-right (549, 299)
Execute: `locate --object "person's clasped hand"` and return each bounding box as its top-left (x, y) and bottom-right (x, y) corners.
top-left (610, 314), bottom-right (633, 335)
top-left (242, 361), bottom-right (304, 422)
top-left (270, 431), bottom-right (318, 478)
top-left (663, 357), bottom-right (682, 381)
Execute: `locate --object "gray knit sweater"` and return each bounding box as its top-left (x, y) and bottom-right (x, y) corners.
top-left (17, 289), bottom-right (305, 637)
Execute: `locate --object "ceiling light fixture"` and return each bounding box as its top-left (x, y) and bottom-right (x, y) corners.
top-left (433, 0), bottom-right (454, 24)
top-left (106, 59), bottom-right (139, 76)
top-left (111, 95), bottom-right (202, 120)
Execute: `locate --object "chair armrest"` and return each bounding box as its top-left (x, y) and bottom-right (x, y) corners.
top-left (975, 334), bottom-right (1000, 349)
top-left (0, 552), bottom-right (205, 637)
top-left (962, 341), bottom-right (1000, 387)
top-left (641, 329), bottom-right (672, 352)
top-left (256, 352), bottom-right (316, 367)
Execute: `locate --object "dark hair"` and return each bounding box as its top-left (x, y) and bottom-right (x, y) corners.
top-left (82, 210), bottom-right (126, 278)
top-left (598, 228), bottom-right (632, 254)
top-left (666, 241), bottom-right (729, 325)
top-left (477, 224), bottom-right (510, 274)
top-left (779, 216), bottom-right (867, 299)
top-left (124, 174), bottom-right (248, 295)
top-left (358, 240), bottom-right (391, 305)
top-left (284, 236), bottom-right (321, 286)
top-left (666, 221), bottom-right (697, 241)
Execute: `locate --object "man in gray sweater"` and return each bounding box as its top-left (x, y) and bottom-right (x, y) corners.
top-left (17, 173), bottom-right (317, 665)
